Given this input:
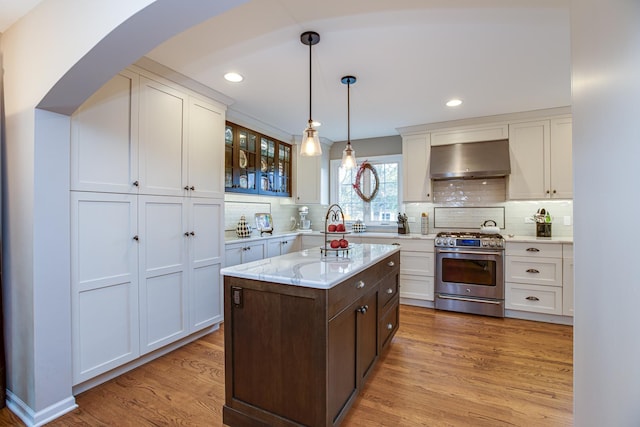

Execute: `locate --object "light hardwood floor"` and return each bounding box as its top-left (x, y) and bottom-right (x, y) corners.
top-left (0, 305), bottom-right (573, 426)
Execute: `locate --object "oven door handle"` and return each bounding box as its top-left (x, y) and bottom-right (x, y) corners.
top-left (437, 250), bottom-right (503, 257)
top-left (437, 294), bottom-right (502, 305)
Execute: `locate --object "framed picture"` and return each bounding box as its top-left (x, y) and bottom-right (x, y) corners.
top-left (254, 213), bottom-right (273, 235)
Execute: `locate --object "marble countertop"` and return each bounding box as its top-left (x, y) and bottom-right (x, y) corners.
top-left (220, 243), bottom-right (400, 289)
top-left (504, 235), bottom-right (573, 244)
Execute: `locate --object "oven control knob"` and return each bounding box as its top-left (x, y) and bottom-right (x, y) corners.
top-left (435, 238), bottom-right (441, 246)
top-left (482, 241), bottom-right (488, 247)
top-left (489, 241), bottom-right (496, 247)
top-left (497, 240), bottom-right (503, 247)
top-left (448, 238), bottom-right (455, 246)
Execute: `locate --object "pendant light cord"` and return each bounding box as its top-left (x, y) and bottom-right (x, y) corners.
top-left (347, 80), bottom-right (351, 145)
top-left (308, 33), bottom-right (312, 123)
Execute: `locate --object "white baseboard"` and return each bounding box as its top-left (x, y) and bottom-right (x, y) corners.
top-left (400, 298), bottom-right (435, 309)
top-left (6, 390), bottom-right (77, 427)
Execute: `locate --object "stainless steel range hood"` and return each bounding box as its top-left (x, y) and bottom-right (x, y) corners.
top-left (430, 139), bottom-right (511, 180)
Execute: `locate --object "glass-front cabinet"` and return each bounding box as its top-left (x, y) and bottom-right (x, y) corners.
top-left (225, 121), bottom-right (291, 197)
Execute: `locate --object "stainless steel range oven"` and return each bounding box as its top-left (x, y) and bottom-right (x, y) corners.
top-left (434, 232), bottom-right (505, 317)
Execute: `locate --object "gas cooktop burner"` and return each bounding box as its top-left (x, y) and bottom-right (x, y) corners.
top-left (435, 231), bottom-right (505, 249)
top-left (436, 231), bottom-right (504, 239)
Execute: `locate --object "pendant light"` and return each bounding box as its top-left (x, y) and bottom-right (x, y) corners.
top-left (341, 75), bottom-right (357, 170)
top-left (300, 31), bottom-right (322, 156)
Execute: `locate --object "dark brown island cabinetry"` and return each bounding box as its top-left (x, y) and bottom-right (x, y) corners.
top-left (223, 251), bottom-right (400, 427)
top-left (225, 121), bottom-right (292, 197)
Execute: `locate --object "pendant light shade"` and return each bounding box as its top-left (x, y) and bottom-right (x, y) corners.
top-left (341, 75), bottom-right (357, 170)
top-left (300, 31), bottom-right (322, 156)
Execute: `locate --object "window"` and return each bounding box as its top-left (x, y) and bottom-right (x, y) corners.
top-left (330, 154), bottom-right (402, 225)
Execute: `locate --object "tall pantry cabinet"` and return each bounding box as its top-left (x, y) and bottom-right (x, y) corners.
top-left (70, 67), bottom-right (225, 385)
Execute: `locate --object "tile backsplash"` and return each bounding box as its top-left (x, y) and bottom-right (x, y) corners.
top-left (225, 176), bottom-right (573, 238)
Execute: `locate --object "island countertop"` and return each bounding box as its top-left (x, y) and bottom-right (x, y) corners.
top-left (220, 243), bottom-right (400, 289)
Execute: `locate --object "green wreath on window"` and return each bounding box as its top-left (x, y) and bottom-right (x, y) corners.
top-left (352, 161), bottom-right (379, 202)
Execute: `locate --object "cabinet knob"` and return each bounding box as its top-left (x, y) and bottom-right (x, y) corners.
top-left (526, 296), bottom-right (540, 301)
top-left (387, 261), bottom-right (395, 267)
top-left (553, 189), bottom-right (557, 194)
top-left (184, 232), bottom-right (190, 237)
top-left (133, 180), bottom-right (139, 187)
top-left (546, 190), bottom-right (550, 194)
top-left (526, 268), bottom-right (540, 274)
top-left (386, 288), bottom-right (394, 295)
top-left (387, 323), bottom-right (394, 330)
top-left (356, 281), bottom-right (365, 289)
top-left (184, 185), bottom-right (190, 191)
top-left (357, 305), bottom-right (369, 314)
top-left (190, 186), bottom-right (195, 191)
top-left (190, 231), bottom-right (195, 236)
top-left (133, 235), bottom-right (139, 241)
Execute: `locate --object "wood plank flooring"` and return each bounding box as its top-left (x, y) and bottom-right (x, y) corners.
top-left (0, 305), bottom-right (573, 426)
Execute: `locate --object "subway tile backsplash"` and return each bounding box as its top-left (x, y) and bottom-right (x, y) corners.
top-left (224, 177), bottom-right (573, 239)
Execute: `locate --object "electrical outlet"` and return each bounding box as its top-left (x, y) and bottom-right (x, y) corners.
top-left (524, 217), bottom-right (535, 223)
top-left (563, 215), bottom-right (572, 226)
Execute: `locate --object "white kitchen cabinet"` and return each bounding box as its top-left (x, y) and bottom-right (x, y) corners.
top-left (266, 235), bottom-right (301, 258)
top-left (508, 117), bottom-right (572, 200)
top-left (138, 196), bottom-right (190, 354)
top-left (225, 240), bottom-right (267, 267)
top-left (138, 76), bottom-right (188, 197)
top-left (70, 69), bottom-right (139, 194)
top-left (294, 142), bottom-right (329, 204)
top-left (562, 244), bottom-right (574, 316)
top-left (186, 96), bottom-right (226, 198)
top-left (71, 192), bottom-right (139, 384)
top-left (402, 134), bottom-right (432, 202)
top-left (71, 66), bottom-right (226, 385)
top-left (505, 241), bottom-right (564, 316)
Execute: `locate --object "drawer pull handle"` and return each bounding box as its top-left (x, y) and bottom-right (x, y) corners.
top-left (526, 268), bottom-right (540, 274)
top-left (386, 288), bottom-right (394, 295)
top-left (387, 261), bottom-right (395, 267)
top-left (526, 296), bottom-right (540, 301)
top-left (357, 305), bottom-right (369, 314)
top-left (392, 243), bottom-right (401, 246)
top-left (356, 281), bottom-right (365, 289)
top-left (526, 248), bottom-right (540, 252)
top-left (387, 323), bottom-right (394, 330)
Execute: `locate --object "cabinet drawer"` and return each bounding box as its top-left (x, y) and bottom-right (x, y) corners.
top-left (328, 252), bottom-right (399, 319)
top-left (400, 251), bottom-right (434, 276)
top-left (378, 271), bottom-right (400, 310)
top-left (379, 301), bottom-right (399, 350)
top-left (506, 256), bottom-right (562, 286)
top-left (399, 274), bottom-right (434, 301)
top-left (397, 239), bottom-right (434, 253)
top-left (506, 282), bottom-right (562, 315)
top-left (506, 241), bottom-right (563, 258)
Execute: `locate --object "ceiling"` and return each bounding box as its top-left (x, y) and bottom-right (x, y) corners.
top-left (2, 0), bottom-right (571, 143)
top-left (0, 0), bottom-right (43, 33)
top-left (147, 0), bottom-right (571, 142)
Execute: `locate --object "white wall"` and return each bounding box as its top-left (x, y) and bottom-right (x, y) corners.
top-left (0, 0), bottom-right (247, 425)
top-left (572, 0), bottom-right (640, 425)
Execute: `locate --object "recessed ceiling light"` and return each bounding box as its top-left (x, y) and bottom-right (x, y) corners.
top-left (446, 99), bottom-right (463, 107)
top-left (224, 72), bottom-right (243, 83)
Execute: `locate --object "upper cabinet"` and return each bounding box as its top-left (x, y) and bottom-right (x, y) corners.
top-left (294, 142), bottom-right (329, 205)
top-left (508, 117), bottom-right (572, 200)
top-left (402, 134), bottom-right (432, 202)
top-left (224, 121), bottom-right (292, 197)
top-left (71, 69), bottom-right (225, 198)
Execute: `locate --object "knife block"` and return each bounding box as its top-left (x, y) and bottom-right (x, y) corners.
top-left (536, 223), bottom-right (552, 237)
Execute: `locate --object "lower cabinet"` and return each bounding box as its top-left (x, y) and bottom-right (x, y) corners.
top-left (71, 192), bottom-right (224, 385)
top-left (562, 244), bottom-right (574, 316)
top-left (224, 240), bottom-right (266, 267)
top-left (223, 251), bottom-right (400, 427)
top-left (267, 235), bottom-right (301, 258)
top-left (505, 242), bottom-right (565, 316)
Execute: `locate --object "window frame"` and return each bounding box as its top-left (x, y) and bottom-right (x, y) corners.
top-left (330, 154), bottom-right (403, 226)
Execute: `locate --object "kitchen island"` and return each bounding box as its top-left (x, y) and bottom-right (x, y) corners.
top-left (220, 244), bottom-right (401, 427)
